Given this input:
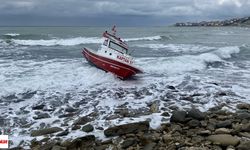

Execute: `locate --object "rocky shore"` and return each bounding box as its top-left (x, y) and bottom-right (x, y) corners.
top-left (10, 102), bottom-right (250, 150)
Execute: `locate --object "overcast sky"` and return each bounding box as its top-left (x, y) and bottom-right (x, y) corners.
top-left (0, 0), bottom-right (250, 26)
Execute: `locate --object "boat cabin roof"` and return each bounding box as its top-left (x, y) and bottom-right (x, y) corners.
top-left (103, 31), bottom-right (128, 50)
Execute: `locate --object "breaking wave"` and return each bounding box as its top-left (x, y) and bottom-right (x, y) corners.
top-left (3, 35), bottom-right (163, 46)
top-left (11, 37), bottom-right (102, 46)
top-left (4, 33), bottom-right (20, 37)
top-left (136, 44), bottom-right (215, 53)
top-left (124, 36), bottom-right (162, 42)
top-left (0, 45), bottom-right (241, 97)
top-left (138, 46), bottom-right (241, 74)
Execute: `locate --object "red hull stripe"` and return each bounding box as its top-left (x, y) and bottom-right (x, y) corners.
top-left (83, 48), bottom-right (141, 73)
top-left (82, 48), bottom-right (141, 78)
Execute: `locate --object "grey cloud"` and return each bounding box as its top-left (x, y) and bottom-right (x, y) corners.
top-left (0, 0), bottom-right (250, 26)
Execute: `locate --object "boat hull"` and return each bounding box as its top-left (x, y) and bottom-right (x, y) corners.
top-left (82, 48), bottom-right (142, 79)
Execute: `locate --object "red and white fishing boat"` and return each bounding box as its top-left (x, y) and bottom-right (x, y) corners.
top-left (82, 26), bottom-right (142, 79)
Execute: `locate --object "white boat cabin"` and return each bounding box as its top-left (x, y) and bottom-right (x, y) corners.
top-left (97, 31), bottom-right (134, 65)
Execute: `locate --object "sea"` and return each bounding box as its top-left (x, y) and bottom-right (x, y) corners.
top-left (0, 26), bottom-right (250, 147)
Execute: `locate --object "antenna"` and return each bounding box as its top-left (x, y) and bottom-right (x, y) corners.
top-left (111, 25), bottom-right (116, 35)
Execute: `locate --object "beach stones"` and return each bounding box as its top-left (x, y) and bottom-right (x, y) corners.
top-left (73, 116), bottom-right (92, 125)
top-left (104, 121), bottom-right (149, 137)
top-left (237, 141), bottom-right (250, 150)
top-left (82, 124), bottom-right (94, 132)
top-left (215, 120), bottom-right (232, 128)
top-left (187, 108), bottom-right (205, 120)
top-left (207, 134), bottom-right (240, 146)
top-left (236, 103), bottom-right (250, 110)
top-left (170, 111), bottom-right (187, 123)
top-left (31, 127), bottom-right (63, 137)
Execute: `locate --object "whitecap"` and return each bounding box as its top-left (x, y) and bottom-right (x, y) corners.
top-left (136, 43), bottom-right (215, 53)
top-left (125, 35), bottom-right (161, 42)
top-left (10, 35), bottom-right (162, 46)
top-left (214, 46), bottom-right (240, 59)
top-left (4, 33), bottom-right (20, 37)
top-left (12, 37), bottom-right (102, 46)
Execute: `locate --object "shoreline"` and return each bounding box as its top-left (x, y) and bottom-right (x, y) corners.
top-left (10, 102), bottom-right (250, 150)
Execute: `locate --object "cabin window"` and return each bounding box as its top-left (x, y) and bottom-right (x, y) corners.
top-left (109, 41), bottom-right (127, 54)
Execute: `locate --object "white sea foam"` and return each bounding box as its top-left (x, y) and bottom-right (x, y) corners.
top-left (137, 46), bottom-right (240, 74)
top-left (1, 45), bottom-right (247, 148)
top-left (0, 59), bottom-right (117, 97)
top-left (125, 36), bottom-right (162, 42)
top-left (214, 46), bottom-right (240, 59)
top-left (136, 43), bottom-right (215, 53)
top-left (4, 33), bottom-right (20, 37)
top-left (10, 35), bottom-right (162, 46)
top-left (12, 37), bottom-right (102, 46)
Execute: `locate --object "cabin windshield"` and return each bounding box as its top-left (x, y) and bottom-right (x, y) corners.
top-left (109, 41), bottom-right (127, 54)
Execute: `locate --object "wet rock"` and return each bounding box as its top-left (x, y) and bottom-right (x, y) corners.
top-left (215, 120), bottom-right (232, 128)
top-left (236, 112), bottom-right (250, 120)
top-left (31, 127), bottom-right (63, 137)
top-left (207, 134), bottom-right (240, 146)
top-left (32, 104), bottom-right (45, 110)
top-left (238, 132), bottom-right (250, 138)
top-left (51, 145), bottom-right (66, 150)
top-left (169, 105), bottom-right (179, 111)
top-left (33, 113), bottom-right (50, 120)
top-left (114, 108), bottom-right (129, 116)
top-left (3, 94), bottom-right (18, 100)
top-left (237, 141), bottom-right (250, 150)
top-left (60, 140), bottom-right (72, 147)
top-left (22, 91), bottom-right (37, 99)
top-left (71, 125), bottom-right (81, 130)
top-left (187, 119), bottom-right (200, 128)
top-left (105, 114), bottom-right (120, 120)
top-left (181, 96), bottom-right (194, 102)
top-left (217, 91), bottom-right (227, 96)
top-left (236, 103), bottom-right (250, 110)
top-left (191, 135), bottom-right (204, 144)
top-left (68, 135), bottom-right (95, 149)
top-left (170, 111), bottom-right (187, 123)
top-left (14, 99), bottom-right (25, 103)
top-left (167, 85), bottom-right (176, 90)
top-left (207, 123), bottom-right (216, 131)
top-left (241, 123), bottom-right (250, 132)
top-left (82, 124), bottom-right (94, 132)
top-left (94, 145), bottom-right (109, 150)
top-left (208, 105), bottom-right (225, 112)
top-left (149, 101), bottom-right (160, 113)
top-left (163, 134), bottom-right (174, 143)
top-left (121, 138), bottom-right (136, 149)
top-left (65, 107), bottom-right (78, 113)
top-left (143, 142), bottom-right (157, 150)
top-left (187, 108), bottom-right (205, 120)
top-left (104, 121), bottom-right (149, 137)
top-left (58, 113), bottom-right (76, 118)
top-left (198, 130), bottom-right (211, 136)
top-left (140, 132), bottom-right (160, 143)
top-left (96, 126), bottom-right (104, 130)
top-left (215, 128), bottom-right (231, 134)
top-left (161, 112), bottom-right (170, 117)
top-left (56, 130), bottom-right (69, 136)
top-left (73, 116), bottom-right (92, 125)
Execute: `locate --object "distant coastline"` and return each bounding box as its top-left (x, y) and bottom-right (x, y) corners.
top-left (175, 16), bottom-right (250, 27)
